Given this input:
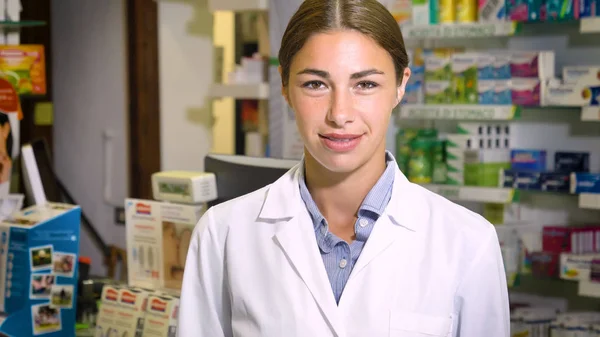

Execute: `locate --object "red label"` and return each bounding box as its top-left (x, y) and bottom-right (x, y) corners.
top-left (121, 291), bottom-right (136, 304)
top-left (151, 298), bottom-right (167, 312)
top-left (106, 288), bottom-right (118, 302)
top-left (136, 203), bottom-right (152, 215)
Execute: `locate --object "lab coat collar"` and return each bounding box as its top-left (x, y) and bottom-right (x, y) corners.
top-left (258, 152), bottom-right (423, 232)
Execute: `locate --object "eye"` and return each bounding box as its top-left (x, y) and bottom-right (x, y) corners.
top-left (356, 81), bottom-right (378, 90)
top-left (302, 81), bottom-right (326, 90)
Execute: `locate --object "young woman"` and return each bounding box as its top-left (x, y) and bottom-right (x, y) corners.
top-left (179, 1), bottom-right (510, 336)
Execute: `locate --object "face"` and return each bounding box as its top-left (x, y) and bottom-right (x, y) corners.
top-left (282, 30), bottom-right (410, 173)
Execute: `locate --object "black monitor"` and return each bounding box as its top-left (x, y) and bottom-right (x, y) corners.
top-left (204, 153), bottom-right (299, 207)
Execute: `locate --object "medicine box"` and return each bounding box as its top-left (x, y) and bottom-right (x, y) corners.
top-left (545, 81), bottom-right (600, 106)
top-left (478, 80), bottom-right (496, 104)
top-left (424, 81), bottom-right (452, 104)
top-left (562, 66), bottom-right (600, 85)
top-left (95, 285), bottom-right (122, 337)
top-left (579, 0), bottom-right (600, 17)
top-left (0, 45), bottom-right (47, 95)
top-left (424, 49), bottom-right (459, 81)
top-left (510, 51), bottom-right (555, 79)
top-left (113, 287), bottom-right (153, 337)
top-left (570, 172), bottom-right (600, 194)
top-left (546, 0), bottom-right (580, 20)
top-left (126, 199), bottom-right (204, 291)
top-left (540, 172), bottom-right (571, 192)
top-left (560, 253), bottom-right (600, 281)
top-left (141, 294), bottom-right (180, 337)
top-left (554, 151), bottom-right (590, 173)
top-left (511, 149), bottom-right (547, 171)
top-left (477, 53), bottom-right (495, 80)
top-left (494, 80), bottom-right (512, 104)
top-left (478, 0), bottom-right (507, 21)
top-left (493, 54), bottom-right (511, 79)
top-left (0, 203), bottom-right (81, 337)
top-left (451, 53), bottom-right (479, 104)
top-left (511, 78), bottom-right (543, 106)
top-left (506, 0), bottom-right (544, 21)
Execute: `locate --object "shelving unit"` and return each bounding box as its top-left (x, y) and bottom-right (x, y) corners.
top-left (398, 104), bottom-right (595, 121)
top-left (579, 193), bottom-right (600, 210)
top-left (420, 184), bottom-right (517, 203)
top-left (209, 83), bottom-right (270, 100)
top-left (403, 18), bottom-right (600, 40)
top-left (208, 0), bottom-right (268, 12)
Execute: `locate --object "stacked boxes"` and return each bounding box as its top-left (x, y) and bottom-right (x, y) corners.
top-left (414, 48), bottom-right (554, 106)
top-left (544, 65), bottom-right (600, 107)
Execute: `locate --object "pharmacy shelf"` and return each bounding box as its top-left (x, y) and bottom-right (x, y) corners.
top-left (0, 20), bottom-right (46, 29)
top-left (208, 0), bottom-right (268, 12)
top-left (209, 83), bottom-right (269, 100)
top-left (421, 184), bottom-right (517, 203)
top-left (579, 193), bottom-right (600, 210)
top-left (402, 21), bottom-right (518, 39)
top-left (581, 106), bottom-right (600, 122)
top-left (580, 17), bottom-right (600, 33)
top-left (398, 104), bottom-right (520, 120)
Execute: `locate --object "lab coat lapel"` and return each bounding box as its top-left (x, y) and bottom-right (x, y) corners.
top-left (349, 166), bottom-right (422, 279)
top-left (259, 164), bottom-right (344, 337)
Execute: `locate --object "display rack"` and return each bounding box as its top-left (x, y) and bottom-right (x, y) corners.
top-left (421, 184), bottom-right (517, 203)
top-left (398, 105), bottom-right (595, 121)
top-left (208, 0), bottom-right (268, 12)
top-left (209, 83), bottom-right (269, 100)
top-left (579, 193), bottom-right (600, 210)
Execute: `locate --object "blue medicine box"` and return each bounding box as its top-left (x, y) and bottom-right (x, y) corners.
top-left (0, 203), bottom-right (81, 337)
top-left (570, 173), bottom-right (600, 194)
top-left (511, 149), bottom-right (547, 171)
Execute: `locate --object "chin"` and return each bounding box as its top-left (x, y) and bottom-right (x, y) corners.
top-left (306, 147), bottom-right (367, 174)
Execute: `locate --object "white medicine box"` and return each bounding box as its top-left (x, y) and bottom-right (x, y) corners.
top-left (125, 199), bottom-right (204, 291)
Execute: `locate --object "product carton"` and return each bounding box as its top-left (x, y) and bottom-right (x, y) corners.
top-left (478, 80), bottom-right (496, 104)
top-left (477, 53), bottom-right (495, 80)
top-left (562, 66), bottom-right (600, 85)
top-left (126, 199), bottom-right (204, 291)
top-left (560, 253), bottom-right (600, 281)
top-left (546, 0), bottom-right (580, 20)
top-left (510, 51), bottom-right (555, 79)
top-left (543, 81), bottom-right (600, 106)
top-left (94, 285), bottom-right (122, 337)
top-left (141, 294), bottom-right (180, 337)
top-left (424, 81), bottom-right (452, 104)
top-left (0, 203), bottom-right (81, 337)
top-left (495, 80), bottom-right (512, 104)
top-left (451, 53), bottom-right (479, 104)
top-left (506, 0), bottom-right (544, 21)
top-left (511, 78), bottom-right (544, 106)
top-left (493, 53), bottom-right (512, 79)
top-left (570, 172), bottom-right (600, 194)
top-left (0, 45), bottom-right (46, 95)
top-left (424, 49), bottom-right (456, 81)
top-left (478, 0), bottom-right (508, 21)
top-left (113, 287), bottom-right (154, 337)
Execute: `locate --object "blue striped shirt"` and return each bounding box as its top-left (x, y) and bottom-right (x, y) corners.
top-left (298, 152), bottom-right (396, 304)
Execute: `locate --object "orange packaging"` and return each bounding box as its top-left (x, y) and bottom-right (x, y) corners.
top-left (0, 45), bottom-right (46, 95)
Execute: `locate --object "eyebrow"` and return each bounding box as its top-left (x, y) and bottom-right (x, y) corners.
top-left (296, 68), bottom-right (384, 79)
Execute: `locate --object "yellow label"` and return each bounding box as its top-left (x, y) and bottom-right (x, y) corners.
top-left (34, 102), bottom-right (53, 126)
top-left (0, 45), bottom-right (46, 95)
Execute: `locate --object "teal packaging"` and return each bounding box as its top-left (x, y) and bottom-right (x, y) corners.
top-left (546, 0), bottom-right (579, 20)
top-left (430, 0), bottom-right (440, 23)
top-left (0, 203), bottom-right (81, 337)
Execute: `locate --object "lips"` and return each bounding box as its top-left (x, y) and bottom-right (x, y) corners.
top-left (318, 133), bottom-right (363, 152)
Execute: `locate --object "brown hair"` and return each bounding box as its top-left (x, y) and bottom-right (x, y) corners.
top-left (278, 0), bottom-right (409, 87)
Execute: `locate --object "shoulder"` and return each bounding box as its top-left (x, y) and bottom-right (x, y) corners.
top-left (412, 183), bottom-right (497, 246)
top-left (195, 185), bottom-right (271, 238)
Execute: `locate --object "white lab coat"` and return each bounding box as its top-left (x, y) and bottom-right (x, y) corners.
top-left (178, 163), bottom-right (510, 337)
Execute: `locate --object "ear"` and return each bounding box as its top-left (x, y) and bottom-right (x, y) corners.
top-left (394, 67), bottom-right (412, 108)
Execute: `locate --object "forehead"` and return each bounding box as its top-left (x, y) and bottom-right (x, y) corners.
top-left (290, 30), bottom-right (394, 73)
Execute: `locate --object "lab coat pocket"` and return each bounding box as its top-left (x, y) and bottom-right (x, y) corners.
top-left (389, 311), bottom-right (452, 337)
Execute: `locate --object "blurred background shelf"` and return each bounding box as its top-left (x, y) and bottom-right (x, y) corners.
top-left (209, 83), bottom-right (269, 100)
top-left (208, 0), bottom-right (268, 12)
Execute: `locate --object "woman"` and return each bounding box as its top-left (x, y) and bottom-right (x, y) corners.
top-left (179, 0), bottom-right (510, 336)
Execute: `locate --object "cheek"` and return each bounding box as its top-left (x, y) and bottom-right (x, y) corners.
top-left (354, 95), bottom-right (395, 125)
top-left (290, 95), bottom-right (329, 126)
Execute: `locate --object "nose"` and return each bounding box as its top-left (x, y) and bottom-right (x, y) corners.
top-left (326, 88), bottom-right (354, 127)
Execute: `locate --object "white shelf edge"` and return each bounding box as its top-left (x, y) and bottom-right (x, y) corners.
top-left (209, 83), bottom-right (269, 100)
top-left (208, 0), bottom-right (268, 12)
top-left (579, 193), bottom-right (600, 210)
top-left (581, 106), bottom-right (600, 122)
top-left (402, 21), bottom-right (516, 40)
top-left (421, 184), bottom-right (516, 204)
top-left (580, 17), bottom-right (600, 33)
top-left (398, 104), bottom-right (518, 120)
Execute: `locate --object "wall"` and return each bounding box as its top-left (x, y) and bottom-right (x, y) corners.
top-left (51, 1), bottom-right (128, 275)
top-left (158, 0), bottom-right (235, 172)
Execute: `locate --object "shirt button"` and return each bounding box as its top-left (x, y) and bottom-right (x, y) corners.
top-left (339, 259), bottom-right (347, 269)
top-left (359, 218), bottom-right (368, 228)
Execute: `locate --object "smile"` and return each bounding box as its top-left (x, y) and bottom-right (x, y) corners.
top-left (318, 133), bottom-right (363, 152)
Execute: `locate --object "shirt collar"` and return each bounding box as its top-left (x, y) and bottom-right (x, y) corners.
top-left (298, 151), bottom-right (396, 231)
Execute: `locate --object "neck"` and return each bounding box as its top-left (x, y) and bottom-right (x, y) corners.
top-left (304, 150), bottom-right (387, 224)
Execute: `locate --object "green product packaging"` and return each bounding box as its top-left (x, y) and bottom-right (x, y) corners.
top-left (425, 81), bottom-right (453, 104)
top-left (451, 53), bottom-right (478, 104)
top-left (432, 140), bottom-right (447, 184)
top-left (396, 128), bottom-right (419, 174)
top-left (408, 138), bottom-right (434, 184)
